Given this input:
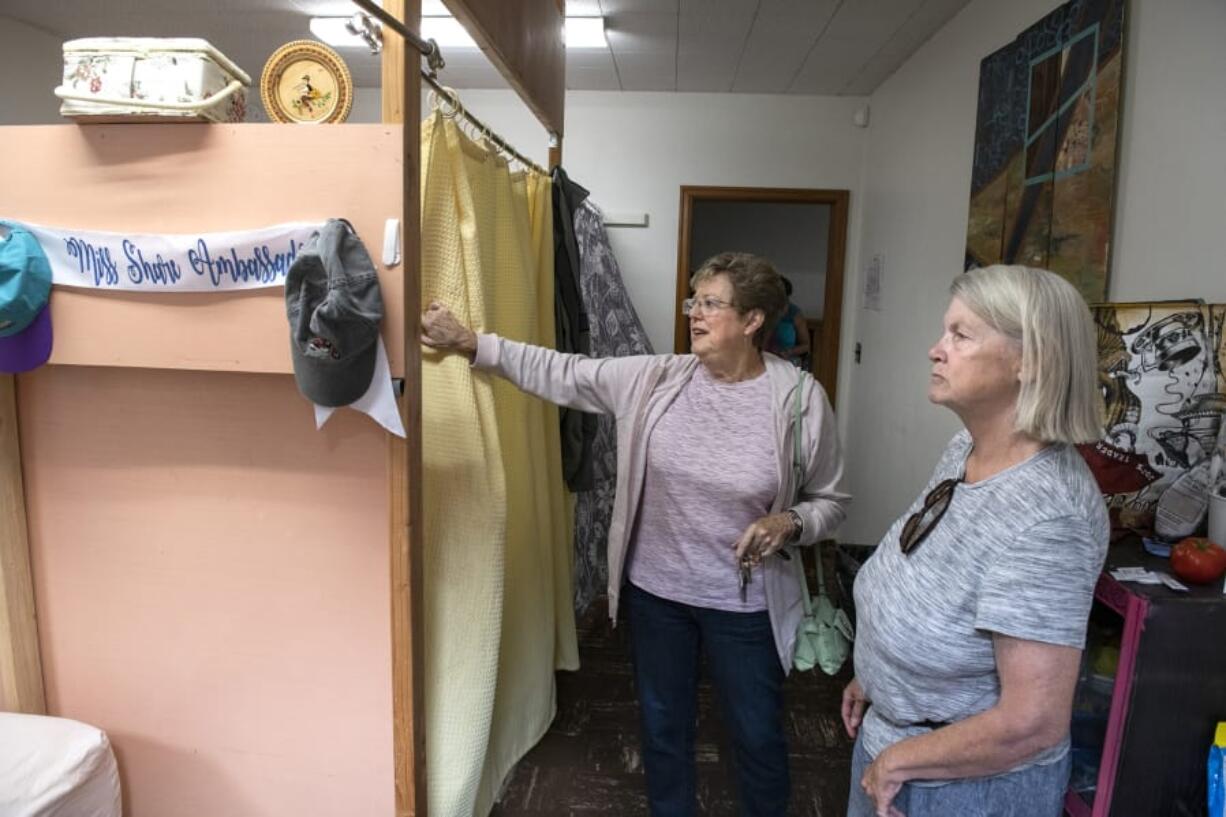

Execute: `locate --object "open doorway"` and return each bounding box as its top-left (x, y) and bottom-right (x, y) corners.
top-left (675, 186), bottom-right (849, 402)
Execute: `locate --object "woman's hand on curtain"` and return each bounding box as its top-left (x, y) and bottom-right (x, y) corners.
top-left (421, 301), bottom-right (478, 359)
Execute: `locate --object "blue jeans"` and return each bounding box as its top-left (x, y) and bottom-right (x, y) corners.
top-left (625, 582), bottom-right (789, 817)
top-left (846, 732), bottom-right (1071, 817)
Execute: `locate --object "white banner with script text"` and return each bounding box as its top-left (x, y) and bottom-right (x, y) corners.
top-left (4, 219), bottom-right (324, 292)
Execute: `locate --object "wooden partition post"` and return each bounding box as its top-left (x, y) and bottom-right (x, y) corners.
top-left (549, 0), bottom-right (565, 171)
top-left (382, 0), bottom-right (407, 125)
top-left (0, 375), bottom-right (45, 714)
top-left (383, 1), bottom-right (427, 815)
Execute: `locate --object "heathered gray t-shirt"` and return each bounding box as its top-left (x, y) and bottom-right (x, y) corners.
top-left (853, 430), bottom-right (1109, 772)
top-left (627, 365), bottom-right (778, 612)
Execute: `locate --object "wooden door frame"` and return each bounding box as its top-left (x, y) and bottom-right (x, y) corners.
top-left (674, 186), bottom-right (850, 404)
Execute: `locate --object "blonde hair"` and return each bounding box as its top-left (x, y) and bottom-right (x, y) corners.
top-left (951, 265), bottom-right (1103, 444)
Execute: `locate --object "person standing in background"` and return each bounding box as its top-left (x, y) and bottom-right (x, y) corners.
top-left (768, 276), bottom-right (810, 368)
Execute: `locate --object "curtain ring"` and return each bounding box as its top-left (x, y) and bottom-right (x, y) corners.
top-left (431, 85), bottom-right (463, 120)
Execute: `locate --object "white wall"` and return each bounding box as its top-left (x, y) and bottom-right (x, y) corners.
top-left (690, 201), bottom-right (829, 317)
top-left (841, 0), bottom-right (1226, 542)
top-left (432, 90), bottom-right (868, 371)
top-left (351, 87), bottom-right (383, 124)
top-left (1110, 0), bottom-right (1226, 298)
top-left (0, 17), bottom-right (65, 125)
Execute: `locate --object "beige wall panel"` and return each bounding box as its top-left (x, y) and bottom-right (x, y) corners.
top-left (19, 364), bottom-right (392, 816)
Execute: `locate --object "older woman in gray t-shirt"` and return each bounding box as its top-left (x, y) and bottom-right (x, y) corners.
top-left (844, 265), bottom-right (1108, 817)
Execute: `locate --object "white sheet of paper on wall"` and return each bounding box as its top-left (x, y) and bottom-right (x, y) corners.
top-left (863, 252), bottom-right (884, 311)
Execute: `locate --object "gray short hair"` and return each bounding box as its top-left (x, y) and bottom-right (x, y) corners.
top-left (691, 252), bottom-right (787, 349)
top-left (951, 265), bottom-right (1103, 444)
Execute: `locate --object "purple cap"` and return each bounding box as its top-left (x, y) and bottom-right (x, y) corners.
top-left (0, 302), bottom-right (53, 373)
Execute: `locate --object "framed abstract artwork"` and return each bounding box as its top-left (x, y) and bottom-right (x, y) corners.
top-left (965, 0), bottom-right (1126, 303)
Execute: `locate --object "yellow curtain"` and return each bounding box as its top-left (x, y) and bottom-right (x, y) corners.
top-left (420, 112), bottom-right (578, 817)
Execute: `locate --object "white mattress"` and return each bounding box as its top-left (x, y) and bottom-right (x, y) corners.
top-left (0, 713), bottom-right (121, 817)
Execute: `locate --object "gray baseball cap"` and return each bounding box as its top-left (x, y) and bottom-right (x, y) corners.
top-left (285, 219), bottom-right (384, 407)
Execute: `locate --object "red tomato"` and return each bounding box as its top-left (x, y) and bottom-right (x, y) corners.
top-left (1170, 537), bottom-right (1226, 585)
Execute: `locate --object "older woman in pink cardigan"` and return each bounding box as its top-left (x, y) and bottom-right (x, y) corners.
top-left (423, 251), bottom-right (849, 817)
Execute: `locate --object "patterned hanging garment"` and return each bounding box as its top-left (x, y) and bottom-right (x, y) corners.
top-left (571, 199), bottom-right (654, 614)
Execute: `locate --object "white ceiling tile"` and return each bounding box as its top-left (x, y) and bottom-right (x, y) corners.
top-left (567, 49), bottom-right (618, 71)
top-left (0, 0), bottom-right (971, 95)
top-left (677, 0), bottom-right (756, 54)
top-left (289, 0), bottom-right (367, 14)
top-left (678, 0), bottom-right (755, 17)
top-left (787, 36), bottom-right (866, 95)
top-left (676, 52), bottom-right (737, 92)
top-left (606, 11), bottom-right (678, 53)
top-left (566, 66), bottom-right (621, 90)
top-left (917, 0), bottom-right (977, 27)
top-left (755, 0), bottom-right (839, 28)
top-left (565, 0), bottom-right (604, 15)
top-left (840, 0), bottom-right (971, 94)
top-left (840, 30), bottom-right (928, 95)
top-left (730, 63), bottom-right (794, 94)
top-left (820, 0), bottom-right (926, 41)
top-left (731, 0), bottom-right (838, 93)
top-left (784, 0), bottom-right (927, 95)
top-left (614, 51), bottom-right (676, 91)
top-left (600, 0), bottom-right (679, 13)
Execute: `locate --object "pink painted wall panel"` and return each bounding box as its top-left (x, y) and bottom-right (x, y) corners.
top-left (19, 365), bottom-right (393, 816)
top-left (0, 124), bottom-right (405, 376)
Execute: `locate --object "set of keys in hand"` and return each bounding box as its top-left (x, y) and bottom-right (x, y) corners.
top-left (739, 555), bottom-right (753, 602)
top-left (738, 549), bottom-right (790, 602)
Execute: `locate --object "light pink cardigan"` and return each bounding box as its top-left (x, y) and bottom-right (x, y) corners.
top-left (474, 333), bottom-right (850, 671)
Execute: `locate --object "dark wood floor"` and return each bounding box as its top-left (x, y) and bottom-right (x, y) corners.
top-left (491, 597), bottom-right (855, 816)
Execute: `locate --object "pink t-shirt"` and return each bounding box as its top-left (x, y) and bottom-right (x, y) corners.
top-left (626, 364), bottom-right (779, 612)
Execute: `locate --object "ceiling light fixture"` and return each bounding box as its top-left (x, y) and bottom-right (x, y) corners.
top-left (312, 15), bottom-right (609, 51)
top-left (310, 13), bottom-right (382, 53)
top-left (418, 17), bottom-right (478, 49)
top-left (565, 17), bottom-right (607, 49)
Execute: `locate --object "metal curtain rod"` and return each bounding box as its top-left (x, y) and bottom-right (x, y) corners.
top-left (421, 73), bottom-right (551, 176)
top-left (349, 0), bottom-right (552, 177)
top-left (350, 0), bottom-right (444, 74)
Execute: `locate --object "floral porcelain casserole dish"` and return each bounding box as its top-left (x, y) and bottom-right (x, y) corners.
top-left (55, 37), bottom-right (251, 123)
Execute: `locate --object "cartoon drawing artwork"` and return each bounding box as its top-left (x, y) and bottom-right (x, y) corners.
top-left (1079, 303), bottom-right (1226, 533)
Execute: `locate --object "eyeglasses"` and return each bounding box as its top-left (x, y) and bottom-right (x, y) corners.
top-left (899, 476), bottom-right (962, 555)
top-left (682, 296), bottom-right (735, 316)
